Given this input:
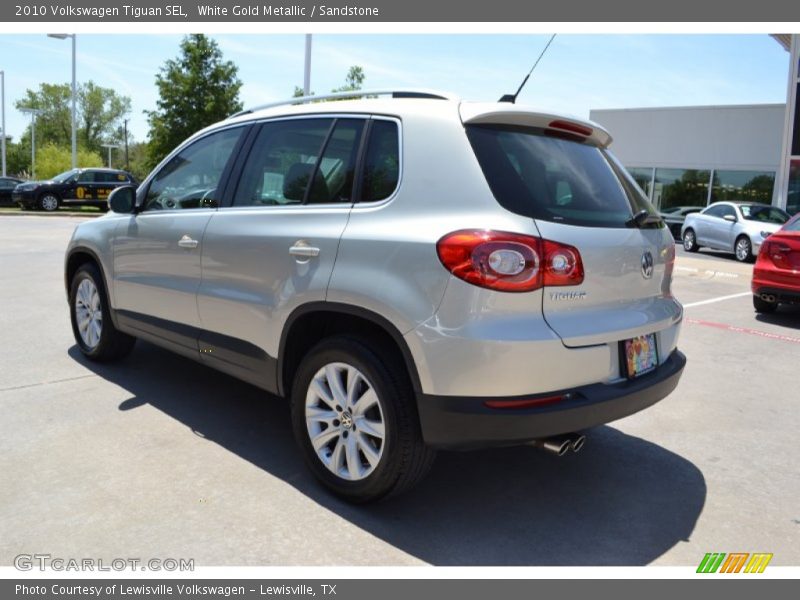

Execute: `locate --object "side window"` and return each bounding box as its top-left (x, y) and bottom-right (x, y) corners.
top-left (308, 119), bottom-right (365, 204)
top-left (718, 205), bottom-right (736, 219)
top-left (233, 118), bottom-right (333, 207)
top-left (704, 205), bottom-right (725, 218)
top-left (144, 126), bottom-right (244, 211)
top-left (77, 171), bottom-right (95, 183)
top-left (97, 172), bottom-right (120, 183)
top-left (360, 120), bottom-right (400, 202)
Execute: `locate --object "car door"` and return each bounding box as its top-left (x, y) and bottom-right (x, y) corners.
top-left (197, 116), bottom-right (366, 391)
top-left (707, 204), bottom-right (738, 249)
top-left (111, 125), bottom-right (247, 358)
top-left (695, 204), bottom-right (724, 248)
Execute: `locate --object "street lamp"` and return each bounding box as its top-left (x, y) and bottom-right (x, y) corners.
top-left (1, 69), bottom-right (6, 177)
top-left (19, 107), bottom-right (43, 179)
top-left (101, 143), bottom-right (119, 168)
top-left (47, 33), bottom-right (76, 170)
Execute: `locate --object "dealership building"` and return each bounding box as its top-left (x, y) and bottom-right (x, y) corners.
top-left (589, 34), bottom-right (800, 216)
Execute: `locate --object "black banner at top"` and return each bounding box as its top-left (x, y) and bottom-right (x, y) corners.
top-left (2, 0), bottom-right (800, 22)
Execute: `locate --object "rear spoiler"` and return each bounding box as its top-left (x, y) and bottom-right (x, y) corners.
top-left (460, 103), bottom-right (612, 148)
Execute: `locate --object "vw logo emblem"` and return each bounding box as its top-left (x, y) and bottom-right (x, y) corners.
top-left (641, 250), bottom-right (654, 279)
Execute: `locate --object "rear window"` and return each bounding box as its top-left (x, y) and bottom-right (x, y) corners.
top-left (466, 125), bottom-right (657, 228)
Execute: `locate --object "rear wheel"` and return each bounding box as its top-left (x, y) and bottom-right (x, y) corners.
top-left (735, 236), bottom-right (753, 262)
top-left (291, 336), bottom-right (435, 502)
top-left (38, 193), bottom-right (60, 212)
top-left (683, 228), bottom-right (699, 252)
top-left (69, 263), bottom-right (136, 361)
top-left (753, 295), bottom-right (778, 313)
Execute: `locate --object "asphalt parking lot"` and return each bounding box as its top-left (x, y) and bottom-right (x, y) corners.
top-left (1, 215), bottom-right (798, 567)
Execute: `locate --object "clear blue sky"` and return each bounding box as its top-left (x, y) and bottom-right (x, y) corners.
top-left (0, 34), bottom-right (790, 144)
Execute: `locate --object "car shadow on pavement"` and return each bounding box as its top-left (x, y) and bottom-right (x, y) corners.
top-left (70, 342), bottom-right (706, 566)
top-left (754, 303), bottom-right (800, 329)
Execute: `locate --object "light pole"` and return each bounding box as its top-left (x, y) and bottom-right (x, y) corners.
top-left (1, 69), bottom-right (6, 177)
top-left (303, 34), bottom-right (312, 96)
top-left (101, 143), bottom-right (119, 168)
top-left (47, 33), bottom-right (77, 170)
top-left (19, 107), bottom-right (43, 179)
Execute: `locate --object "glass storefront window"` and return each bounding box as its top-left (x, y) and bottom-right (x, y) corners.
top-left (793, 83), bottom-right (800, 156)
top-left (652, 169), bottom-right (711, 211)
top-left (788, 160), bottom-right (800, 216)
top-left (710, 170), bottom-right (775, 205)
top-left (625, 167), bottom-right (654, 200)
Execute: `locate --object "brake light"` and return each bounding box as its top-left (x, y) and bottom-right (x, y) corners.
top-left (436, 229), bottom-right (584, 292)
top-left (761, 239), bottom-right (792, 269)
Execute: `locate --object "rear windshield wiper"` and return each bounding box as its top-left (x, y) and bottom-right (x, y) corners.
top-left (626, 210), bottom-right (663, 228)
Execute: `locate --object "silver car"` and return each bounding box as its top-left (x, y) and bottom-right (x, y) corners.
top-left (64, 90), bottom-right (685, 502)
top-left (681, 201), bottom-right (791, 262)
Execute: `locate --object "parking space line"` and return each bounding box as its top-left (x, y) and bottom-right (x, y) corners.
top-left (686, 318), bottom-right (800, 344)
top-left (683, 292), bottom-right (751, 308)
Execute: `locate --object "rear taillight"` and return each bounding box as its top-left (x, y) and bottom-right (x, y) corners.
top-left (761, 239), bottom-right (792, 268)
top-left (436, 229), bottom-right (584, 292)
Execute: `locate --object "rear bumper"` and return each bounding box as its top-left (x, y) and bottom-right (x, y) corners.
top-left (752, 285), bottom-right (800, 304)
top-left (416, 349), bottom-right (686, 449)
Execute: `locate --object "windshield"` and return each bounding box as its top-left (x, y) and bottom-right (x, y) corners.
top-left (466, 124), bottom-right (658, 228)
top-left (51, 169), bottom-right (80, 183)
top-left (739, 204), bottom-right (790, 224)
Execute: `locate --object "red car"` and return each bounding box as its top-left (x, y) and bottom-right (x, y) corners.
top-left (752, 213), bottom-right (800, 313)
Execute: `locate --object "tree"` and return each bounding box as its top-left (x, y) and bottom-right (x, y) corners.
top-left (332, 66), bottom-right (365, 93)
top-left (14, 82), bottom-right (131, 154)
top-left (292, 66), bottom-right (366, 99)
top-left (35, 143), bottom-right (104, 180)
top-left (146, 34), bottom-right (242, 168)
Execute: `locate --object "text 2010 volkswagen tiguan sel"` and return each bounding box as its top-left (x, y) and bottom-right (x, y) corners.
top-left (65, 90), bottom-right (685, 502)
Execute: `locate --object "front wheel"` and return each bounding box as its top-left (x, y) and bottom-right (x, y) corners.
top-left (683, 229), bottom-right (699, 252)
top-left (69, 263), bottom-right (136, 361)
top-left (291, 336), bottom-right (435, 502)
top-left (735, 236), bottom-right (753, 262)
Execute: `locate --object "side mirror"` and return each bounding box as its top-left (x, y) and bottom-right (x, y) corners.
top-left (723, 214), bottom-right (737, 223)
top-left (109, 185), bottom-right (136, 214)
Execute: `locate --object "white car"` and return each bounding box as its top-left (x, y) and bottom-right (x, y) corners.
top-left (681, 202), bottom-right (791, 262)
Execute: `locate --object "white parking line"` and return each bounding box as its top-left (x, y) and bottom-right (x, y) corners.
top-left (683, 291), bottom-right (751, 308)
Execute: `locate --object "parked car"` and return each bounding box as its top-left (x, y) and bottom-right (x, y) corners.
top-left (13, 167), bottom-right (138, 211)
top-left (681, 201), bottom-right (791, 262)
top-left (660, 206), bottom-right (703, 240)
top-left (64, 90), bottom-right (685, 502)
top-left (0, 176), bottom-right (25, 206)
top-left (751, 212), bottom-right (800, 313)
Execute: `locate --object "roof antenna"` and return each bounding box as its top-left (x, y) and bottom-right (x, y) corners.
top-left (499, 34), bottom-right (557, 104)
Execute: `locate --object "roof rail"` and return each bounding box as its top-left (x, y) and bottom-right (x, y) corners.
top-left (229, 89), bottom-right (458, 119)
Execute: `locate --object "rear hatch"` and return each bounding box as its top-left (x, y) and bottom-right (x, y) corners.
top-left (761, 220), bottom-right (800, 284)
top-left (462, 104), bottom-right (680, 348)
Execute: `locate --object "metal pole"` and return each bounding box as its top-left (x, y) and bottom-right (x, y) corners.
top-left (107, 145), bottom-right (111, 168)
top-left (1, 70), bottom-right (6, 177)
top-left (31, 113), bottom-right (36, 179)
top-left (71, 34), bottom-right (77, 170)
top-left (303, 34), bottom-right (312, 95)
top-left (123, 119), bottom-right (129, 170)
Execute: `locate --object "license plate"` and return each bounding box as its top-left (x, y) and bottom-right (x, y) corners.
top-left (622, 333), bottom-right (658, 379)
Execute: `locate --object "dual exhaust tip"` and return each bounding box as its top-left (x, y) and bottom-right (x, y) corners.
top-left (760, 293), bottom-right (777, 303)
top-left (530, 433), bottom-right (586, 456)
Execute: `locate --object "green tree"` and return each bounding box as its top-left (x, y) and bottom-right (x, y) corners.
top-left (34, 143), bottom-right (104, 179)
top-left (332, 66), bottom-right (365, 93)
top-left (14, 82), bottom-right (131, 154)
top-left (146, 34), bottom-right (242, 168)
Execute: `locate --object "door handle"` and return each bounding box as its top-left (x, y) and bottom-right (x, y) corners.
top-left (289, 241), bottom-right (320, 258)
top-left (178, 235), bottom-right (199, 249)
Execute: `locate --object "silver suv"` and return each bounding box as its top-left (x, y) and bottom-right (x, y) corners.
top-left (65, 90), bottom-right (685, 502)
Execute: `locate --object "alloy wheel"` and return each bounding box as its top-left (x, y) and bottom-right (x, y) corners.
top-left (75, 278), bottom-right (103, 349)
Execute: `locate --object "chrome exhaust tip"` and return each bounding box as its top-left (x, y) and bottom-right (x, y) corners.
top-left (761, 293), bottom-right (776, 303)
top-left (571, 434), bottom-right (586, 453)
top-left (531, 436), bottom-right (571, 457)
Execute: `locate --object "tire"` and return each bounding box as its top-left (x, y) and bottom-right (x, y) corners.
top-left (735, 236), bottom-right (753, 263)
top-left (753, 295), bottom-right (778, 314)
top-left (683, 228), bottom-right (699, 252)
top-left (291, 336), bottom-right (435, 503)
top-left (69, 263), bottom-right (136, 361)
top-left (38, 193), bottom-right (60, 212)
